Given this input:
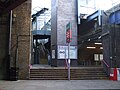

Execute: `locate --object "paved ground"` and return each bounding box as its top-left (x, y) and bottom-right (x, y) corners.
top-left (0, 80), bottom-right (120, 90)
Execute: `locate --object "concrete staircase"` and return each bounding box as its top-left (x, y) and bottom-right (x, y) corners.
top-left (29, 67), bottom-right (109, 80)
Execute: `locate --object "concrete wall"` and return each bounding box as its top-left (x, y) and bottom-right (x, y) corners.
top-left (51, 0), bottom-right (58, 66)
top-left (57, 0), bottom-right (77, 45)
top-left (51, 0), bottom-right (78, 66)
top-left (11, 0), bottom-right (31, 79)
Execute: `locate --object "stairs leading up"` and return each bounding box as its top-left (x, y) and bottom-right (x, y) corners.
top-left (29, 67), bottom-right (109, 80)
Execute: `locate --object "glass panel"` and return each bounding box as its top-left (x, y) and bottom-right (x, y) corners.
top-left (94, 54), bottom-right (99, 61)
top-left (100, 54), bottom-right (103, 61)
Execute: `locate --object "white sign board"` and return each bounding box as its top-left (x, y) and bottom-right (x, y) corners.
top-left (58, 45), bottom-right (77, 59)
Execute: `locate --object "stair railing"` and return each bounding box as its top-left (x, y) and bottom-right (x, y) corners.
top-left (102, 59), bottom-right (110, 76)
top-left (102, 59), bottom-right (110, 68)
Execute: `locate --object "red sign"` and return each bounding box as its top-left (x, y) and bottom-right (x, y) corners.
top-left (66, 22), bottom-right (72, 43)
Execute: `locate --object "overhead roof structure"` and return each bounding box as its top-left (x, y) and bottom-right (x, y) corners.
top-left (0, 0), bottom-right (28, 14)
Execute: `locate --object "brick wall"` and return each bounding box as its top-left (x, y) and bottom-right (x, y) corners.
top-left (11, 0), bottom-right (31, 79)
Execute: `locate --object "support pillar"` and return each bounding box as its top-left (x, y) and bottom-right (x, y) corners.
top-left (51, 0), bottom-right (78, 67)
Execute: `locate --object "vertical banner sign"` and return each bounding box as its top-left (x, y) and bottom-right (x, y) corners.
top-left (66, 22), bottom-right (72, 43)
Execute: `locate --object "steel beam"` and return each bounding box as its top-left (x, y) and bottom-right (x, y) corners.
top-left (87, 10), bottom-right (102, 26)
top-left (32, 30), bottom-right (51, 36)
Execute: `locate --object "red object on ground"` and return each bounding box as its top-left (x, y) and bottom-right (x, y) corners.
top-left (110, 68), bottom-right (117, 81)
top-left (113, 68), bottom-right (117, 81)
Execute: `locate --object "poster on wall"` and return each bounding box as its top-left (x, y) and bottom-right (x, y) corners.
top-left (57, 45), bottom-right (77, 59)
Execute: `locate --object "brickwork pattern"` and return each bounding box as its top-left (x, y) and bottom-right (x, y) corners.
top-left (11, 0), bottom-right (31, 79)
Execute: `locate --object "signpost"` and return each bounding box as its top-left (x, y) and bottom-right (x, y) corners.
top-left (66, 22), bottom-right (72, 80)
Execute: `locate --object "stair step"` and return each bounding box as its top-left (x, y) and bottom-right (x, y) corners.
top-left (30, 67), bottom-right (109, 80)
top-left (30, 75), bottom-right (67, 77)
top-left (29, 78), bottom-right (68, 80)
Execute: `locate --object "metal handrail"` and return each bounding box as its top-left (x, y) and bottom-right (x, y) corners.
top-left (102, 59), bottom-right (111, 77)
top-left (102, 59), bottom-right (110, 68)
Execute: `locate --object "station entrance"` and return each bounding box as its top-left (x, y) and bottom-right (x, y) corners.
top-left (78, 41), bottom-right (103, 67)
top-left (77, 9), bottom-right (103, 67)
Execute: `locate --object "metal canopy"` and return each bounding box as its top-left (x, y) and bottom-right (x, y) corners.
top-left (109, 10), bottom-right (120, 25)
top-left (0, 0), bottom-right (28, 14)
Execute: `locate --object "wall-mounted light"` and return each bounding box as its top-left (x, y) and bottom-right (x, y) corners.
top-left (100, 47), bottom-right (103, 49)
top-left (12, 13), bottom-right (17, 23)
top-left (87, 47), bottom-right (96, 49)
top-left (88, 39), bottom-right (91, 41)
top-left (94, 43), bottom-right (102, 45)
